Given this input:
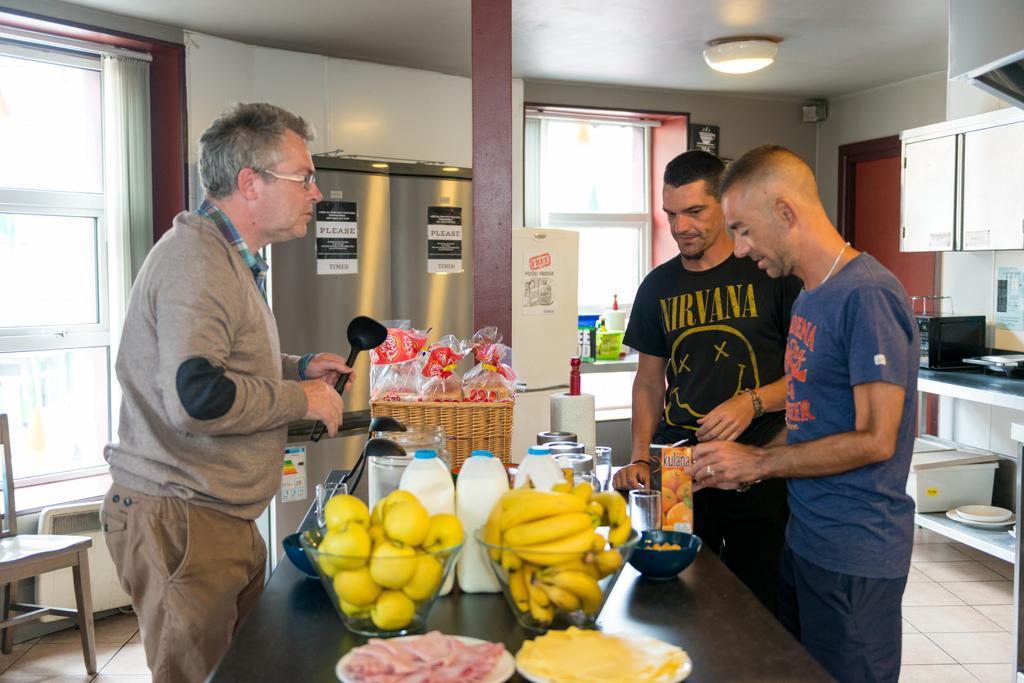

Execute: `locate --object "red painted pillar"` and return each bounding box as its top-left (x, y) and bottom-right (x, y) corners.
top-left (471, 0), bottom-right (513, 343)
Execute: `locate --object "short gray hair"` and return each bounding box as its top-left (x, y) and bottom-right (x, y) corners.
top-left (198, 102), bottom-right (315, 199)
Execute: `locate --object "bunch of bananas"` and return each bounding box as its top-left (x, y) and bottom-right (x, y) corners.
top-left (482, 482), bottom-right (632, 626)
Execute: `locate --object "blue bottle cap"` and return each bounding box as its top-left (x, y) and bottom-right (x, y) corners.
top-left (471, 449), bottom-right (495, 458)
top-left (414, 449), bottom-right (437, 459)
top-left (527, 446), bottom-right (550, 455)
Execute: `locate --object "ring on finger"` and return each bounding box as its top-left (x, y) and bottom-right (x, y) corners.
top-left (705, 464), bottom-right (715, 478)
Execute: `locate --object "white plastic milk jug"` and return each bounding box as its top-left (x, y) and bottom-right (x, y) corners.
top-left (399, 449), bottom-right (457, 594)
top-left (513, 445), bottom-right (563, 491)
top-left (456, 449), bottom-right (510, 592)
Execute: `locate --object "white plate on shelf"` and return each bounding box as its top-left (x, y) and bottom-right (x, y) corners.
top-left (946, 508), bottom-right (1016, 529)
top-left (955, 505), bottom-right (1013, 523)
top-left (336, 634), bottom-right (514, 683)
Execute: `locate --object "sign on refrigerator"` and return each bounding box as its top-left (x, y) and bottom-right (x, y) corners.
top-left (427, 206), bottom-right (464, 274)
top-left (523, 250), bottom-right (557, 315)
top-left (316, 201), bottom-right (358, 274)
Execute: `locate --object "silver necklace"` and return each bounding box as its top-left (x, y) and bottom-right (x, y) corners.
top-left (820, 242), bottom-right (850, 286)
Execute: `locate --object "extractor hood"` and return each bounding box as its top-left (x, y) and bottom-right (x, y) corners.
top-left (949, 0), bottom-right (1024, 110)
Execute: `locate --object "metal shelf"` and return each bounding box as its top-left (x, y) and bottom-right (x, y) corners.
top-left (918, 369), bottom-right (1024, 411)
top-left (915, 512), bottom-right (1015, 563)
top-left (580, 353), bottom-right (639, 374)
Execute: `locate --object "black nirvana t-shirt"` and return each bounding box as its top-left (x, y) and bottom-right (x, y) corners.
top-left (625, 254), bottom-right (801, 447)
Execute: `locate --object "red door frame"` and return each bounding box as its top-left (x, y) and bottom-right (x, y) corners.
top-left (837, 135), bottom-right (901, 242)
top-left (837, 135), bottom-right (937, 435)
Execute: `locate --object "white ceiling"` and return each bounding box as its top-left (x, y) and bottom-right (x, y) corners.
top-left (53, 0), bottom-right (948, 99)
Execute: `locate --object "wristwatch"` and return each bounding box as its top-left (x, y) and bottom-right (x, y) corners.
top-left (745, 388), bottom-right (765, 418)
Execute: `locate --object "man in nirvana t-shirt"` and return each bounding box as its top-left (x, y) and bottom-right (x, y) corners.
top-left (613, 151), bottom-right (801, 611)
top-left (691, 145), bottom-right (918, 683)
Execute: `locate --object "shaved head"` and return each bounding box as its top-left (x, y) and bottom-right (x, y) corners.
top-left (722, 144), bottom-right (845, 286)
top-left (720, 145), bottom-right (819, 207)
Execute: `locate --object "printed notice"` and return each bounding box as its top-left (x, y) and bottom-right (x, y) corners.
top-left (996, 266), bottom-right (1024, 331)
top-left (281, 446), bottom-right (307, 502)
top-left (316, 201), bottom-right (358, 274)
top-left (523, 251), bottom-right (556, 315)
top-left (427, 206), bottom-right (463, 274)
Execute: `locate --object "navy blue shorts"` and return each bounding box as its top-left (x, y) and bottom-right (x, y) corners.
top-left (778, 543), bottom-right (908, 683)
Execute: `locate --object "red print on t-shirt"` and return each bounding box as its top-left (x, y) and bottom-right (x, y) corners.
top-left (785, 313), bottom-right (816, 429)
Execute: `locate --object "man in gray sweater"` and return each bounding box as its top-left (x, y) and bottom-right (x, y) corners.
top-left (101, 103), bottom-right (349, 682)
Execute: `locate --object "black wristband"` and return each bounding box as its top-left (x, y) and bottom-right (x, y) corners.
top-left (629, 460), bottom-right (650, 467)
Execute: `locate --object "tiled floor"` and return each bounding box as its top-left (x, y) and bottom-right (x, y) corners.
top-left (900, 526), bottom-right (1017, 683)
top-left (0, 611), bottom-right (149, 682)
top-left (0, 528), bottom-right (1018, 682)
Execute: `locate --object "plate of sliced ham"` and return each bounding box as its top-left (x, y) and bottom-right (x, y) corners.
top-left (336, 631), bottom-right (514, 683)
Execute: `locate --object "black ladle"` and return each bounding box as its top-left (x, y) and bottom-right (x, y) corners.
top-left (310, 315), bottom-right (388, 442)
top-left (346, 436), bottom-right (408, 494)
top-left (340, 416), bottom-right (407, 490)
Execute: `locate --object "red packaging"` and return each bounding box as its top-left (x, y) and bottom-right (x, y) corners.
top-left (463, 327), bottom-right (516, 403)
top-left (369, 322), bottom-right (429, 401)
top-left (419, 335), bottom-right (465, 402)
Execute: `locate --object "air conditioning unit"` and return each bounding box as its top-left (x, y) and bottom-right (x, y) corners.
top-left (35, 501), bottom-right (132, 621)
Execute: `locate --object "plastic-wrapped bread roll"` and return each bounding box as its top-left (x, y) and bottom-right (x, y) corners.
top-left (549, 392), bottom-right (596, 455)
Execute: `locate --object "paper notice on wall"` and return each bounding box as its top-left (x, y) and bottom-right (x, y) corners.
top-left (316, 201), bottom-right (358, 274)
top-left (996, 266), bottom-right (1024, 330)
top-left (281, 446), bottom-right (307, 502)
top-left (427, 206), bottom-right (463, 273)
top-left (523, 250), bottom-right (556, 315)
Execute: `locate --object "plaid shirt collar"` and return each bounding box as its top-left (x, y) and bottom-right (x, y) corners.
top-left (198, 199), bottom-right (269, 301)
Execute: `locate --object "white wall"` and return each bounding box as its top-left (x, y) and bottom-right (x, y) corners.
top-left (185, 31), bottom-right (473, 202)
top-left (936, 45), bottom-right (1022, 454)
top-left (815, 72), bottom-right (947, 224)
top-left (523, 80), bottom-right (816, 168)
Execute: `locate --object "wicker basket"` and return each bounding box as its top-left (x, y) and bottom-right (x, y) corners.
top-left (369, 400), bottom-right (513, 469)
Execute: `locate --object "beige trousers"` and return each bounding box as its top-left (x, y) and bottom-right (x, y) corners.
top-left (100, 484), bottom-right (266, 683)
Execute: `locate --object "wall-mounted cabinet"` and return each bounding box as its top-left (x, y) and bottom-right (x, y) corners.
top-left (901, 107), bottom-right (1024, 253)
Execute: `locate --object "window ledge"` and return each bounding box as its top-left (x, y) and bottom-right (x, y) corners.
top-left (15, 473), bottom-right (111, 515)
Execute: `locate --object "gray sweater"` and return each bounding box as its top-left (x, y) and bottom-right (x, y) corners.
top-left (105, 211), bottom-right (308, 520)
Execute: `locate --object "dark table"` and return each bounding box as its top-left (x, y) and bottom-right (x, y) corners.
top-left (209, 470), bottom-right (832, 682)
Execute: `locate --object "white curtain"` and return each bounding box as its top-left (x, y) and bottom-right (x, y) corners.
top-left (102, 54), bottom-right (153, 306)
top-left (102, 54), bottom-right (152, 428)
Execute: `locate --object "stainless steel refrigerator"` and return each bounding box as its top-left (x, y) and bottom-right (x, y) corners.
top-left (264, 157), bottom-right (473, 563)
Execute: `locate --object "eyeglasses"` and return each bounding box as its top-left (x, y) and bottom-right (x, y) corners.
top-left (258, 168), bottom-right (317, 190)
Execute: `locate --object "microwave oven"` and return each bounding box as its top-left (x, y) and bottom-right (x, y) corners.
top-left (917, 315), bottom-right (986, 369)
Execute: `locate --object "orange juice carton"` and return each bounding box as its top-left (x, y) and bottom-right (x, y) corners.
top-left (649, 444), bottom-right (694, 533)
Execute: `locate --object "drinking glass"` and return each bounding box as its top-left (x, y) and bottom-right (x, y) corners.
top-left (629, 489), bottom-right (662, 534)
top-left (315, 481), bottom-right (349, 528)
top-left (594, 446), bottom-right (612, 491)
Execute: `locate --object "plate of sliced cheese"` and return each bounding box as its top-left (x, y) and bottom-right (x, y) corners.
top-left (515, 627), bottom-right (691, 683)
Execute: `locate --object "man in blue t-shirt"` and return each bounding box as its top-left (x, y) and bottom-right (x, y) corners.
top-left (689, 145), bottom-right (918, 683)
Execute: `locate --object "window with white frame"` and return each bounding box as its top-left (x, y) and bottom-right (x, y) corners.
top-left (0, 42), bottom-right (113, 482)
top-left (525, 109), bottom-right (653, 314)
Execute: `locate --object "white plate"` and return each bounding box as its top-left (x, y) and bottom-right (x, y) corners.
top-left (516, 633), bottom-right (692, 683)
top-left (336, 634), bottom-right (515, 683)
top-left (946, 508), bottom-right (1016, 528)
top-left (955, 505), bottom-right (1013, 523)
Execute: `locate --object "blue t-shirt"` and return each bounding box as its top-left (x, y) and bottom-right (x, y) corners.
top-left (784, 254), bottom-right (919, 579)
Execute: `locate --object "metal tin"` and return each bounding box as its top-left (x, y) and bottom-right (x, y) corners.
top-left (537, 431), bottom-right (577, 445)
top-left (546, 441), bottom-right (586, 456)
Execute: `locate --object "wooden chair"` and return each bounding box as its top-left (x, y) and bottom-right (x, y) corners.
top-left (0, 414), bottom-right (96, 674)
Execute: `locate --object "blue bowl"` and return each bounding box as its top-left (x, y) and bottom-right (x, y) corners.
top-left (282, 532), bottom-right (318, 578)
top-left (627, 530), bottom-right (701, 580)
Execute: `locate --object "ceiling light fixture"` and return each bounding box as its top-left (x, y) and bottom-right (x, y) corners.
top-left (703, 37), bottom-right (780, 75)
